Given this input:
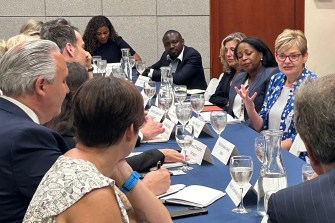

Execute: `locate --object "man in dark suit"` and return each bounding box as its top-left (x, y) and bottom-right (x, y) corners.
top-left (144, 30), bottom-right (207, 90)
top-left (267, 74), bottom-right (335, 223)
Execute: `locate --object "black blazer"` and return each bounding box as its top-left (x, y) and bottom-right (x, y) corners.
top-left (228, 66), bottom-right (279, 125)
top-left (0, 98), bottom-right (69, 223)
top-left (150, 46), bottom-right (207, 90)
top-left (209, 71), bottom-right (236, 109)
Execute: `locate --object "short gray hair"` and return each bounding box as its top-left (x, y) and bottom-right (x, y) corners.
top-left (294, 74), bottom-right (335, 164)
top-left (0, 39), bottom-right (60, 96)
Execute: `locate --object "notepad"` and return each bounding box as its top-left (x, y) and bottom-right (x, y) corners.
top-left (160, 185), bottom-right (225, 207)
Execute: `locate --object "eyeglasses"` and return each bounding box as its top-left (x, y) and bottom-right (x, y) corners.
top-left (276, 53), bottom-right (302, 62)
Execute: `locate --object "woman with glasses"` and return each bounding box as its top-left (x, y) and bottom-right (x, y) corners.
top-left (209, 32), bottom-right (246, 109)
top-left (236, 29), bottom-right (317, 150)
top-left (228, 36), bottom-right (279, 124)
top-left (83, 15), bottom-right (141, 63)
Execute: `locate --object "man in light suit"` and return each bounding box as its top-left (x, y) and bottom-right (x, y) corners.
top-left (267, 73), bottom-right (335, 222)
top-left (145, 30), bottom-right (207, 90)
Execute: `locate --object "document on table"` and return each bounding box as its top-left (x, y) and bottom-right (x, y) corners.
top-left (160, 185), bottom-right (225, 207)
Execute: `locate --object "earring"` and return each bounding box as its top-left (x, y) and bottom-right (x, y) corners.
top-left (260, 58), bottom-right (263, 61)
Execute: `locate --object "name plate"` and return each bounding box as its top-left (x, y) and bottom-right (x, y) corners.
top-left (160, 118), bottom-right (175, 141)
top-left (143, 118), bottom-right (175, 143)
top-left (141, 90), bottom-right (150, 108)
top-left (147, 106), bottom-right (165, 123)
top-left (225, 180), bottom-right (252, 206)
top-left (184, 139), bottom-right (214, 165)
top-left (189, 116), bottom-right (214, 138)
top-left (167, 105), bottom-right (179, 124)
top-left (135, 75), bottom-right (150, 87)
top-left (211, 137), bottom-right (239, 165)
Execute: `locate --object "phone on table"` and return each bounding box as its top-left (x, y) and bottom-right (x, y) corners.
top-left (169, 207), bottom-right (208, 219)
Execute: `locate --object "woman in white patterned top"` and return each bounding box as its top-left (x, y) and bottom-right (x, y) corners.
top-left (23, 77), bottom-right (172, 223)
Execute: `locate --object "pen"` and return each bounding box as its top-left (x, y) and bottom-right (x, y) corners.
top-left (156, 161), bottom-right (161, 170)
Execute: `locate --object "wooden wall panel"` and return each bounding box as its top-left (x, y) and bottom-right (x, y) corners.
top-left (210, 0), bottom-right (304, 78)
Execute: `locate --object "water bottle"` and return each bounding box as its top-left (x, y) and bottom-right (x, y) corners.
top-left (160, 66), bottom-right (173, 89)
top-left (120, 48), bottom-right (132, 81)
top-left (257, 129), bottom-right (287, 216)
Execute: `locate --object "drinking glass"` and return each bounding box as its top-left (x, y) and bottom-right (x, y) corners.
top-left (143, 81), bottom-right (156, 108)
top-left (264, 190), bottom-right (276, 213)
top-left (174, 85), bottom-right (187, 104)
top-left (210, 111), bottom-right (227, 137)
top-left (175, 124), bottom-right (194, 171)
top-left (97, 60), bottom-right (107, 77)
top-left (136, 61), bottom-right (146, 75)
top-left (190, 94), bottom-right (205, 118)
top-left (254, 135), bottom-right (265, 163)
top-left (176, 103), bottom-right (192, 127)
top-left (92, 56), bottom-right (102, 68)
top-left (302, 163), bottom-right (315, 182)
top-left (158, 89), bottom-right (173, 120)
top-left (128, 56), bottom-right (135, 68)
top-left (230, 155), bottom-right (253, 214)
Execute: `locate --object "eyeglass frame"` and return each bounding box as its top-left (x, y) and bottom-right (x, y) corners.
top-left (276, 53), bottom-right (302, 62)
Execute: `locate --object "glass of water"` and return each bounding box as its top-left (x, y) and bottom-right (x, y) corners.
top-left (210, 111), bottom-right (227, 138)
top-left (143, 81), bottom-right (156, 108)
top-left (129, 56), bottom-right (135, 68)
top-left (136, 61), bottom-right (146, 75)
top-left (302, 163), bottom-right (315, 182)
top-left (190, 94), bottom-right (205, 118)
top-left (175, 124), bottom-right (194, 171)
top-left (174, 85), bottom-right (187, 104)
top-left (176, 103), bottom-right (192, 127)
top-left (230, 155), bottom-right (253, 214)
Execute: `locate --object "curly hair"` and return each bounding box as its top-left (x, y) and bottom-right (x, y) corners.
top-left (83, 15), bottom-right (119, 54)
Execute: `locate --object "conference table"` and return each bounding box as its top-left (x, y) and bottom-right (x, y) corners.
top-left (136, 122), bottom-right (305, 223)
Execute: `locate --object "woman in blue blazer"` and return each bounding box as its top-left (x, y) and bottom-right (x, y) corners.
top-left (228, 37), bottom-right (278, 125)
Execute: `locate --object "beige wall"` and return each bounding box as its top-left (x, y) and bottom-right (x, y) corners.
top-left (305, 0), bottom-right (335, 76)
top-left (0, 0), bottom-right (333, 79)
top-left (0, 0), bottom-right (210, 82)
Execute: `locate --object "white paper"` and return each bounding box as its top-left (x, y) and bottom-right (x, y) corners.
top-left (135, 75), bottom-right (150, 87)
top-left (147, 106), bottom-right (165, 123)
top-left (189, 116), bottom-right (214, 138)
top-left (157, 184), bottom-right (186, 198)
top-left (167, 105), bottom-right (179, 124)
top-left (187, 139), bottom-right (213, 165)
top-left (225, 180), bottom-right (252, 206)
top-left (149, 159), bottom-right (197, 171)
top-left (187, 89), bottom-right (206, 94)
top-left (211, 137), bottom-right (237, 165)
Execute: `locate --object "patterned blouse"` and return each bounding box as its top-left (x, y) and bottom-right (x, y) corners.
top-left (259, 68), bottom-right (317, 142)
top-left (23, 156), bottom-right (129, 223)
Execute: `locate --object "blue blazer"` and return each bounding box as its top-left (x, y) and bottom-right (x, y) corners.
top-left (228, 66), bottom-right (278, 125)
top-left (0, 98), bottom-right (69, 223)
top-left (268, 167), bottom-right (335, 223)
top-left (150, 45), bottom-right (207, 90)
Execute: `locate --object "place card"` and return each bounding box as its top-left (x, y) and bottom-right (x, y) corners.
top-left (211, 137), bottom-right (239, 165)
top-left (147, 106), bottom-right (165, 122)
top-left (225, 180), bottom-right (252, 206)
top-left (182, 139), bottom-right (214, 165)
top-left (135, 75), bottom-right (150, 87)
top-left (143, 118), bottom-right (175, 143)
top-left (167, 105), bottom-right (179, 124)
top-left (189, 116), bottom-right (214, 138)
top-left (141, 90), bottom-right (150, 108)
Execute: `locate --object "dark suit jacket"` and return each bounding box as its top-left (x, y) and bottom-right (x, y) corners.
top-left (0, 98), bottom-right (70, 223)
top-left (228, 66), bottom-right (278, 125)
top-left (150, 46), bottom-right (207, 90)
top-left (209, 71), bottom-right (236, 109)
top-left (267, 167), bottom-right (335, 223)
top-left (62, 131), bottom-right (164, 173)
